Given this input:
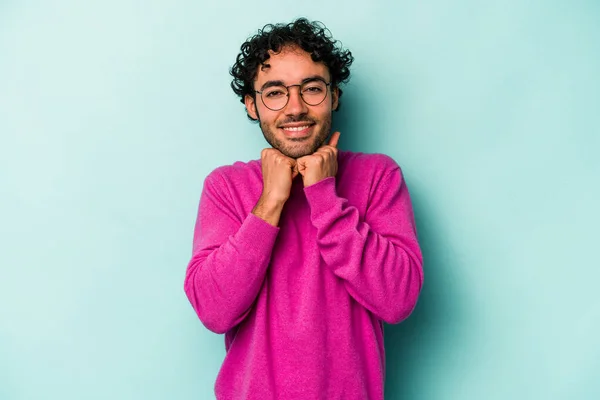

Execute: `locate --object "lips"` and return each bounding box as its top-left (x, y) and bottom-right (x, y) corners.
top-left (279, 122), bottom-right (315, 138)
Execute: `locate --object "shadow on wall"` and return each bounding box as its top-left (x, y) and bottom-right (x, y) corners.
top-left (333, 88), bottom-right (467, 400)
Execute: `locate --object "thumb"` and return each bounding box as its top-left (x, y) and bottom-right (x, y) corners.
top-left (327, 131), bottom-right (341, 148)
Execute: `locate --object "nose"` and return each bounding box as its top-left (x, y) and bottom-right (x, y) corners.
top-left (284, 86), bottom-right (308, 116)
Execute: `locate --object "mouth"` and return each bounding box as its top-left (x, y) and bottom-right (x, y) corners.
top-left (279, 123), bottom-right (315, 138)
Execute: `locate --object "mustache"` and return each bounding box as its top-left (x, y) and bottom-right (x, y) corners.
top-left (277, 116), bottom-right (316, 127)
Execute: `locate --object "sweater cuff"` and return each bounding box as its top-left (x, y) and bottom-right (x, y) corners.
top-left (303, 177), bottom-right (339, 218)
top-left (236, 213), bottom-right (280, 256)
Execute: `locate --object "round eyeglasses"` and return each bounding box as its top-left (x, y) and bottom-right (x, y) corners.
top-left (255, 78), bottom-right (331, 111)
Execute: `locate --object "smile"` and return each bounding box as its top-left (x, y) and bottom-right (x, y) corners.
top-left (282, 125), bottom-right (312, 132)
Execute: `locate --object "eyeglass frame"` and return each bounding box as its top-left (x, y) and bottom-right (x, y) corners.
top-left (254, 77), bottom-right (332, 111)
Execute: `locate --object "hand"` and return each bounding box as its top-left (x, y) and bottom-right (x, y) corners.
top-left (252, 148), bottom-right (297, 226)
top-left (297, 131), bottom-right (340, 187)
top-left (258, 148), bottom-right (298, 204)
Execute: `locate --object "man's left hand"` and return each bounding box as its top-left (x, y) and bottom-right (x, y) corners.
top-left (297, 131), bottom-right (340, 187)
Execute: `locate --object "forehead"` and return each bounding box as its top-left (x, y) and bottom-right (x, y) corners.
top-left (254, 46), bottom-right (330, 86)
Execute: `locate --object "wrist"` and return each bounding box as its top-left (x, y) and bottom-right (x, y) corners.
top-left (258, 192), bottom-right (287, 209)
top-left (303, 174), bottom-right (329, 187)
top-left (252, 195), bottom-right (286, 227)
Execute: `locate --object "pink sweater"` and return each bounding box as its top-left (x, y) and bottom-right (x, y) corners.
top-left (184, 151), bottom-right (423, 399)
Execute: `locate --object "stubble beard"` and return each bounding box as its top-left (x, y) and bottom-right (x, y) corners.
top-left (258, 115), bottom-right (332, 159)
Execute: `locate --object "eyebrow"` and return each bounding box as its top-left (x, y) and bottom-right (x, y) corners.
top-left (258, 75), bottom-right (327, 91)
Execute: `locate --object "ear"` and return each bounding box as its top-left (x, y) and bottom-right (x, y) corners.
top-left (331, 86), bottom-right (339, 111)
top-left (244, 94), bottom-right (259, 120)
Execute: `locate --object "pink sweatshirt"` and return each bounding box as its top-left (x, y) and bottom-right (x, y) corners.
top-left (184, 151), bottom-right (423, 399)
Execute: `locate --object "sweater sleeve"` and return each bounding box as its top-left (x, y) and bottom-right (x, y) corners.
top-left (184, 171), bottom-right (279, 334)
top-left (303, 167), bottom-right (423, 324)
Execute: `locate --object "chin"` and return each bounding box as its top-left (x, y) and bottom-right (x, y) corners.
top-left (280, 148), bottom-right (312, 159)
top-left (280, 140), bottom-right (322, 159)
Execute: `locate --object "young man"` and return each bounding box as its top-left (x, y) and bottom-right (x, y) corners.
top-left (184, 18), bottom-right (424, 400)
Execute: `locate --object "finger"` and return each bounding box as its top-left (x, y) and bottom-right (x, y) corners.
top-left (296, 157), bottom-right (308, 174)
top-left (315, 146), bottom-right (335, 156)
top-left (327, 131), bottom-right (341, 148)
top-left (274, 153), bottom-right (292, 165)
top-left (282, 157), bottom-right (296, 168)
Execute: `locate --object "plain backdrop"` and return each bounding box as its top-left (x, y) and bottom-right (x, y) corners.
top-left (1, 1), bottom-right (599, 399)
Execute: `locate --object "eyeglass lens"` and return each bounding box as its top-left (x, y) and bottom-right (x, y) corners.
top-left (261, 80), bottom-right (328, 110)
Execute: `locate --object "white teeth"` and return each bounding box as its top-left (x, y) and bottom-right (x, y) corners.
top-left (282, 125), bottom-right (310, 132)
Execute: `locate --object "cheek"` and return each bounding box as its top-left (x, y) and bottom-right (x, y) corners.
top-left (256, 105), bottom-right (279, 124)
top-left (315, 104), bottom-right (333, 119)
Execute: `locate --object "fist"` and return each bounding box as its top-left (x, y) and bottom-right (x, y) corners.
top-left (259, 148), bottom-right (298, 204)
top-left (297, 131), bottom-right (340, 187)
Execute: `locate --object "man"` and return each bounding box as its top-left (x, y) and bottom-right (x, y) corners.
top-left (184, 18), bottom-right (423, 400)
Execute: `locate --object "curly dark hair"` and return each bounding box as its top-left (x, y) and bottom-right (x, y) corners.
top-left (230, 18), bottom-right (354, 121)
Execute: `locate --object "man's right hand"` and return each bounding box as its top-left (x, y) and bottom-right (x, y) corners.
top-left (252, 148), bottom-right (297, 226)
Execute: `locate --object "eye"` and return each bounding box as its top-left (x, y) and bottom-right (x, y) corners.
top-left (303, 85), bottom-right (323, 93)
top-left (265, 88), bottom-right (286, 98)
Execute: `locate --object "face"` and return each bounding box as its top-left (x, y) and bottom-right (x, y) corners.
top-left (244, 46), bottom-right (339, 159)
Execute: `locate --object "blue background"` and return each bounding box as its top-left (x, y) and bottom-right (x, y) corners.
top-left (1, 1), bottom-right (599, 399)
